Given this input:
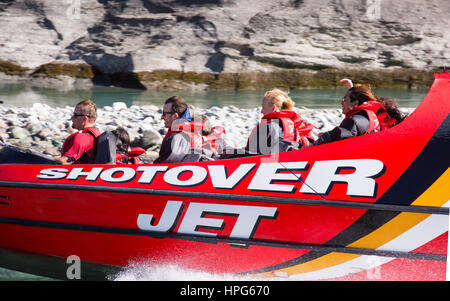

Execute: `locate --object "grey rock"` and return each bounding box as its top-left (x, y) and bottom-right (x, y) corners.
top-left (112, 102), bottom-right (127, 110)
top-left (0, 100), bottom-right (417, 157)
top-left (16, 137), bottom-right (33, 148)
top-left (52, 139), bottom-right (63, 148)
top-left (10, 127), bottom-right (30, 139)
top-left (0, 119), bottom-right (8, 129)
top-left (140, 128), bottom-right (163, 149)
top-left (44, 145), bottom-right (60, 156)
top-left (37, 128), bottom-right (52, 139)
top-left (25, 118), bottom-right (44, 134)
top-left (0, 0), bottom-right (449, 79)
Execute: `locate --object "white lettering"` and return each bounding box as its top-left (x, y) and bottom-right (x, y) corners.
top-left (36, 159), bottom-right (385, 199)
top-left (299, 159), bottom-right (384, 197)
top-left (37, 168), bottom-right (69, 180)
top-left (178, 203), bottom-right (224, 237)
top-left (137, 165), bottom-right (168, 184)
top-left (164, 166), bottom-right (208, 187)
top-left (67, 167), bottom-right (103, 181)
top-left (137, 201), bottom-right (183, 232)
top-left (208, 164), bottom-right (255, 189)
top-left (177, 203), bottom-right (277, 239)
top-left (100, 167), bottom-right (136, 183)
top-left (248, 162), bottom-right (308, 192)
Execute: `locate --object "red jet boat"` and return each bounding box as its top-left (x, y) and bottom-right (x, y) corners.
top-left (0, 70), bottom-right (449, 281)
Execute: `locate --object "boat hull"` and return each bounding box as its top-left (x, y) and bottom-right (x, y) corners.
top-left (0, 71), bottom-right (449, 280)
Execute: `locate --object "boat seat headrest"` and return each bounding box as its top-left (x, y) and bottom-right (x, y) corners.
top-left (94, 131), bottom-right (118, 164)
top-left (181, 153), bottom-right (203, 162)
top-left (0, 145), bottom-right (61, 164)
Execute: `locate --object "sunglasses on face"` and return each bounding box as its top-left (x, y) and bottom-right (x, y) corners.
top-left (72, 113), bottom-right (89, 118)
top-left (162, 111), bottom-right (175, 116)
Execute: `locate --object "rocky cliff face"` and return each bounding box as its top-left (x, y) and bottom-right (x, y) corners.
top-left (0, 0), bottom-right (449, 90)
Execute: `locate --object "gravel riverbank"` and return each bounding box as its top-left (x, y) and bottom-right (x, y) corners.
top-left (0, 102), bottom-right (414, 163)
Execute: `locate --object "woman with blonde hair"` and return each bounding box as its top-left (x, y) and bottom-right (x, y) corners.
top-left (246, 88), bottom-right (316, 155)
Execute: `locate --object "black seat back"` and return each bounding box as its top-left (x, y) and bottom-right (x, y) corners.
top-left (0, 145), bottom-right (61, 164)
top-left (93, 131), bottom-right (117, 164)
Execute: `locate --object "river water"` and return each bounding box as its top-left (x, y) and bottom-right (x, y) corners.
top-left (0, 83), bottom-right (427, 109)
top-left (0, 83), bottom-right (428, 281)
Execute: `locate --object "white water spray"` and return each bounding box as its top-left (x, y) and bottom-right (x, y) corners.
top-left (109, 262), bottom-right (270, 281)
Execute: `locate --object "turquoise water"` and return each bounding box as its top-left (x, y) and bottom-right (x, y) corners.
top-left (0, 83), bottom-right (427, 109)
top-left (0, 83), bottom-right (428, 280)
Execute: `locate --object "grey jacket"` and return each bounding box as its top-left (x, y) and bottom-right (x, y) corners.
top-left (314, 112), bottom-right (370, 145)
top-left (154, 131), bottom-right (191, 163)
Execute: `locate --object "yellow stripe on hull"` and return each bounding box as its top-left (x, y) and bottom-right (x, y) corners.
top-left (258, 167), bottom-right (450, 278)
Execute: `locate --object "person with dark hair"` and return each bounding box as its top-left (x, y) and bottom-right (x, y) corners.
top-left (339, 78), bottom-right (406, 128)
top-left (314, 84), bottom-right (386, 145)
top-left (112, 127), bottom-right (130, 164)
top-left (56, 99), bottom-right (101, 164)
top-left (154, 96), bottom-right (203, 163)
top-left (375, 97), bottom-right (407, 127)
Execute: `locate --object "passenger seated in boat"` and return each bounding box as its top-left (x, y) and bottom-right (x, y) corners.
top-left (375, 97), bottom-right (407, 127)
top-left (95, 126), bottom-right (146, 164)
top-left (56, 99), bottom-right (101, 164)
top-left (154, 96), bottom-right (204, 163)
top-left (314, 83), bottom-right (388, 145)
top-left (245, 89), bottom-right (316, 154)
top-left (197, 114), bottom-right (227, 159)
top-left (340, 78), bottom-right (406, 128)
top-left (112, 127), bottom-right (131, 164)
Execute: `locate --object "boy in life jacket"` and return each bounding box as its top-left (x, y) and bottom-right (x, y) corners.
top-left (154, 96), bottom-right (203, 163)
top-left (246, 89), bottom-right (316, 155)
top-left (197, 114), bottom-right (227, 158)
top-left (314, 84), bottom-right (386, 145)
top-left (56, 99), bottom-right (100, 164)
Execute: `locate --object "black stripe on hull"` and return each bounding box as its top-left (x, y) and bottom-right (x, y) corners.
top-left (0, 216), bottom-right (445, 274)
top-left (0, 181), bottom-right (447, 215)
top-left (0, 247), bottom-right (123, 281)
top-left (247, 114), bottom-right (450, 274)
top-left (375, 114), bottom-right (450, 206)
top-left (246, 210), bottom-right (401, 274)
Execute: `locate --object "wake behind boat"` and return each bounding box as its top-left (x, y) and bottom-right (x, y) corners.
top-left (0, 69), bottom-right (449, 280)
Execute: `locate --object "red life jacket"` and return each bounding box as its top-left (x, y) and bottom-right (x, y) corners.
top-left (376, 111), bottom-right (397, 130)
top-left (116, 147), bottom-right (145, 164)
top-left (163, 121), bottom-right (204, 149)
top-left (83, 127), bottom-right (101, 139)
top-left (202, 126), bottom-right (226, 155)
top-left (345, 101), bottom-right (386, 133)
top-left (345, 100), bottom-right (397, 133)
top-left (61, 127), bottom-right (101, 163)
top-left (248, 110), bottom-right (316, 147)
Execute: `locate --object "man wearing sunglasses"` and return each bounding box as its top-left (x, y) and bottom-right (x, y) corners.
top-left (154, 96), bottom-right (201, 163)
top-left (56, 99), bottom-right (101, 164)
